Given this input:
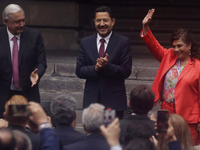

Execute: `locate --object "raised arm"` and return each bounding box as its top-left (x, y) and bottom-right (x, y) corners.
top-left (142, 9), bottom-right (155, 36)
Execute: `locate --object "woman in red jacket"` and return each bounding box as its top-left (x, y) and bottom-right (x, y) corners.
top-left (141, 9), bottom-right (200, 145)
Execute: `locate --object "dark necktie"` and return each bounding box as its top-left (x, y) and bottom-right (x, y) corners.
top-left (12, 36), bottom-right (20, 88)
top-left (99, 38), bottom-right (105, 57)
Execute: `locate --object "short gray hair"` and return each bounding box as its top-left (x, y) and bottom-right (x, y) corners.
top-left (82, 103), bottom-right (105, 133)
top-left (50, 94), bottom-right (77, 125)
top-left (2, 4), bottom-right (23, 20)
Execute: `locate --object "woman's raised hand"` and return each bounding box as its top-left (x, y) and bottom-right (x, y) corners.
top-left (142, 9), bottom-right (155, 35)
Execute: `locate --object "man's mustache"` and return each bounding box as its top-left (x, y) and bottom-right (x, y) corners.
top-left (98, 25), bottom-right (107, 29)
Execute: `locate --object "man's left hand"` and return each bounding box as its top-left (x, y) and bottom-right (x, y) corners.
top-left (97, 53), bottom-right (109, 69)
top-left (30, 68), bottom-right (39, 87)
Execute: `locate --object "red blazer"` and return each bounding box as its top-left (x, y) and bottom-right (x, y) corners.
top-left (141, 29), bottom-right (200, 123)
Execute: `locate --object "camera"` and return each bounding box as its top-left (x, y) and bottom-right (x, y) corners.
top-left (157, 109), bottom-right (169, 133)
top-left (8, 104), bottom-right (30, 117)
top-left (104, 108), bottom-right (116, 127)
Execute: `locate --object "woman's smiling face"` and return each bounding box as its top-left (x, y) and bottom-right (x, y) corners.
top-left (172, 39), bottom-right (191, 61)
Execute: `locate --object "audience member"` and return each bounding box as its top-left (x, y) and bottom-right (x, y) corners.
top-left (120, 85), bottom-right (156, 145)
top-left (4, 95), bottom-right (40, 150)
top-left (13, 130), bottom-right (32, 150)
top-left (100, 116), bottom-right (182, 150)
top-left (157, 113), bottom-right (194, 150)
top-left (50, 94), bottom-right (86, 147)
top-left (28, 101), bottom-right (60, 150)
top-left (0, 128), bottom-right (17, 150)
top-left (0, 119), bottom-right (8, 128)
top-left (100, 118), bottom-right (122, 150)
top-left (64, 103), bottom-right (110, 150)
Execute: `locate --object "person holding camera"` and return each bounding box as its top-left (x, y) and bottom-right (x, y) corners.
top-left (28, 101), bottom-right (60, 150)
top-left (3, 95), bottom-right (40, 150)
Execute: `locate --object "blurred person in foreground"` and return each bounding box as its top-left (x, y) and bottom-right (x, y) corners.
top-left (50, 94), bottom-right (86, 147)
top-left (28, 101), bottom-right (60, 150)
top-left (120, 85), bottom-right (156, 145)
top-left (13, 130), bottom-right (32, 150)
top-left (0, 128), bottom-right (17, 150)
top-left (100, 117), bottom-right (182, 150)
top-left (157, 114), bottom-right (194, 150)
top-left (141, 9), bottom-right (200, 145)
top-left (4, 95), bottom-right (40, 150)
top-left (64, 103), bottom-right (110, 150)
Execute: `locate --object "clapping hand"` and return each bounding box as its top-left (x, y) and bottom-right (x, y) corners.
top-left (95, 53), bottom-right (109, 71)
top-left (30, 68), bottom-right (39, 87)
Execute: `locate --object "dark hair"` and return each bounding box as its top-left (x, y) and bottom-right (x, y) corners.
top-left (129, 85), bottom-right (154, 115)
top-left (124, 139), bottom-right (156, 150)
top-left (171, 28), bottom-right (200, 60)
top-left (124, 123), bottom-right (155, 147)
top-left (50, 95), bottom-right (77, 126)
top-left (94, 5), bottom-right (113, 19)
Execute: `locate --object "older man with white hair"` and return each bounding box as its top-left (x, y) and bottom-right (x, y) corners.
top-left (64, 103), bottom-right (110, 150)
top-left (0, 4), bottom-right (46, 117)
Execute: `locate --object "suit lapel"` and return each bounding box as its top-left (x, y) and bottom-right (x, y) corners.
top-left (1, 27), bottom-right (12, 66)
top-left (18, 31), bottom-right (26, 67)
top-left (105, 32), bottom-right (116, 55)
top-left (91, 34), bottom-right (99, 59)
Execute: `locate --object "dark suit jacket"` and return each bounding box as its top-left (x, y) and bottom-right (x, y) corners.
top-left (120, 114), bottom-right (156, 145)
top-left (64, 134), bottom-right (110, 150)
top-left (53, 125), bottom-right (86, 146)
top-left (40, 128), bottom-right (60, 150)
top-left (0, 26), bottom-right (46, 114)
top-left (76, 32), bottom-right (132, 111)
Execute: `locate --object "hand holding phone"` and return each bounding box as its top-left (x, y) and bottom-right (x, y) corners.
top-left (157, 110), bottom-right (169, 133)
top-left (104, 108), bottom-right (116, 127)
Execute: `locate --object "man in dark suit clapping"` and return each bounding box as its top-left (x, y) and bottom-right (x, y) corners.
top-left (76, 6), bottom-right (132, 119)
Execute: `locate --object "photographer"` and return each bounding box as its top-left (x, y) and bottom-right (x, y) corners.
top-left (28, 101), bottom-right (60, 150)
top-left (4, 95), bottom-right (40, 150)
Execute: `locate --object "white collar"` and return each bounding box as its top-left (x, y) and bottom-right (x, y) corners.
top-left (7, 27), bottom-right (20, 41)
top-left (97, 31), bottom-right (112, 43)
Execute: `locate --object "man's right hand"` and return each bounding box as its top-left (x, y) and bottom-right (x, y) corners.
top-left (28, 102), bottom-right (48, 125)
top-left (95, 53), bottom-right (109, 71)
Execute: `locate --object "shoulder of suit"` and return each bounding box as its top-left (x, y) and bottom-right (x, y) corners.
top-left (111, 32), bottom-right (129, 40)
top-left (0, 26), bottom-right (6, 32)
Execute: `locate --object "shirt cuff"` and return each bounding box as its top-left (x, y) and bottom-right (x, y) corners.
top-left (110, 145), bottom-right (122, 150)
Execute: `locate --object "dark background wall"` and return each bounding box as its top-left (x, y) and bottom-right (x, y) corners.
top-left (1, 0), bottom-right (200, 58)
